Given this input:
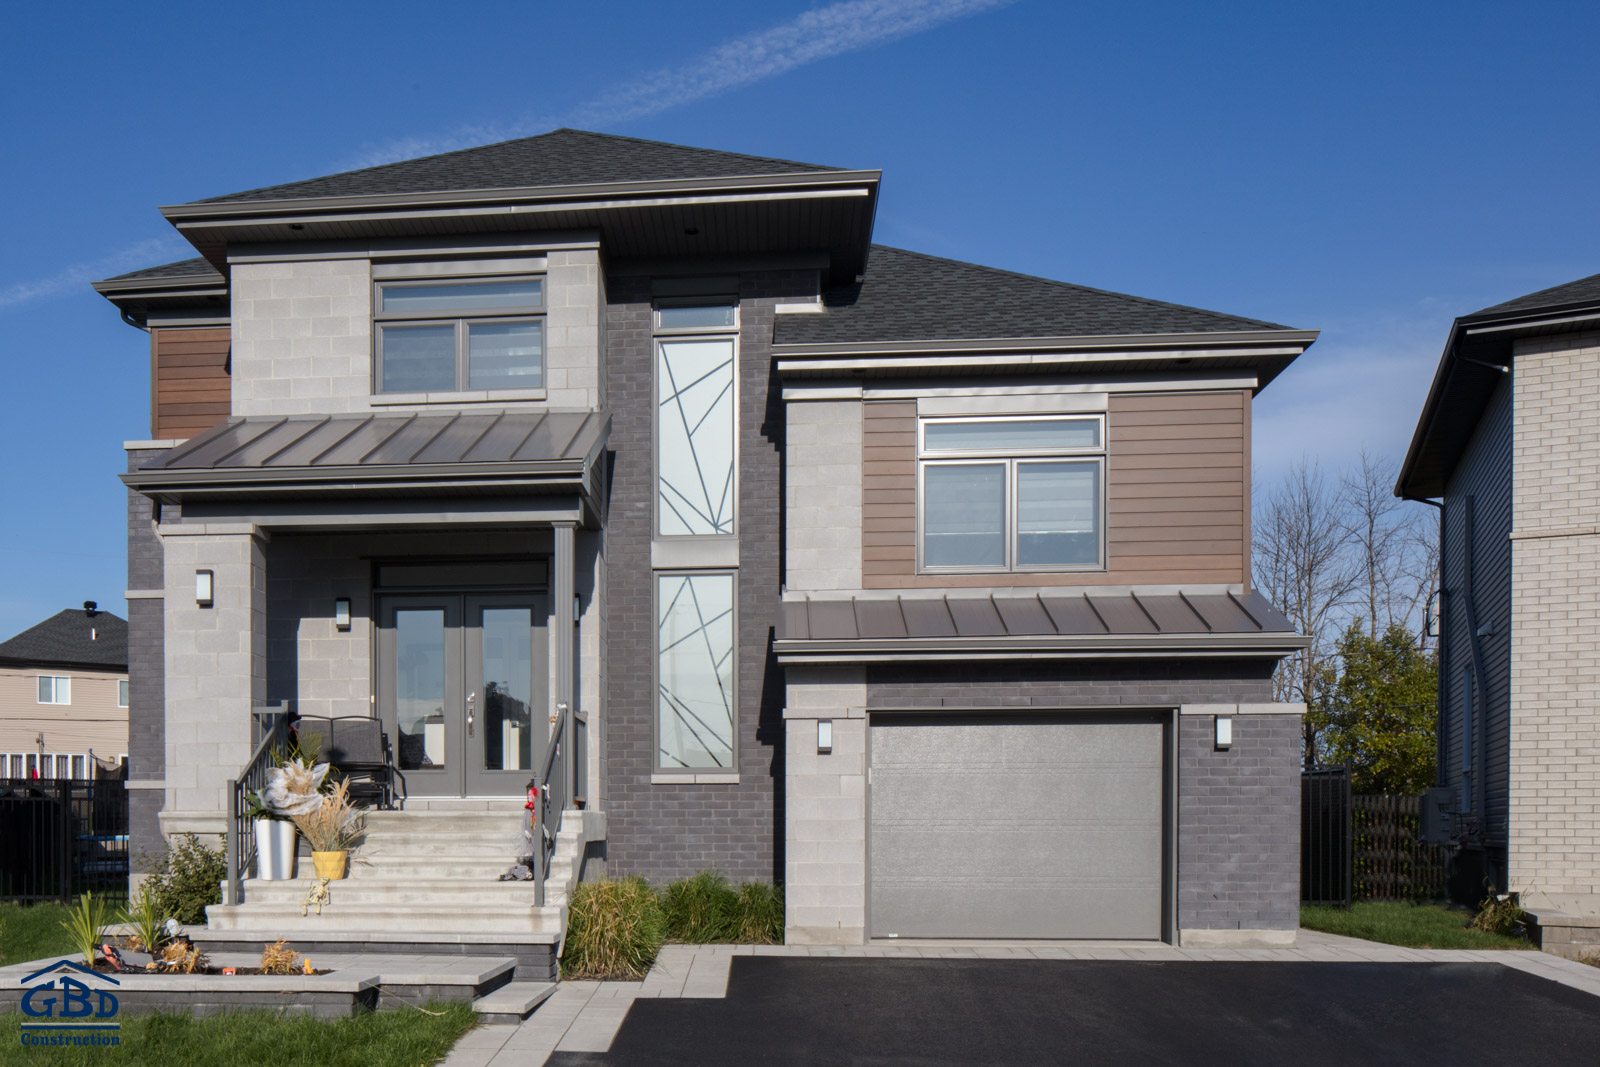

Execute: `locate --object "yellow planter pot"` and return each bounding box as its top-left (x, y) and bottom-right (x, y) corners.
top-left (311, 850), bottom-right (348, 880)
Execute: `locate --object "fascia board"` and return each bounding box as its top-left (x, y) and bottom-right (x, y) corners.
top-left (771, 329), bottom-right (1318, 357)
top-left (772, 632), bottom-right (1310, 661)
top-left (775, 347), bottom-right (1306, 375)
top-left (121, 461), bottom-right (588, 491)
top-left (160, 170), bottom-right (883, 220)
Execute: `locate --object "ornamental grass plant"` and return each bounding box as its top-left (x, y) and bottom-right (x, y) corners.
top-left (561, 876), bottom-right (665, 980)
top-left (292, 779), bottom-right (366, 853)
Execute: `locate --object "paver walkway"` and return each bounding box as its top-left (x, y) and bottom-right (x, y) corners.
top-left (437, 933), bottom-right (1600, 1066)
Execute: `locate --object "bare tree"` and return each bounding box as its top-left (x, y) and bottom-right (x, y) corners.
top-left (1252, 459), bottom-right (1358, 767)
top-left (1341, 450), bottom-right (1411, 635)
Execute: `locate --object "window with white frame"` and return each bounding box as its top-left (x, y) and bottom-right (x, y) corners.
top-left (654, 299), bottom-right (738, 537)
top-left (118, 679), bottom-right (130, 708)
top-left (655, 571), bottom-right (736, 771)
top-left (374, 276), bottom-right (545, 393)
top-left (918, 415), bottom-right (1105, 571)
top-left (37, 675), bottom-right (71, 705)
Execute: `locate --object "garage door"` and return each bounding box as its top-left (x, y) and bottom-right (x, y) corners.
top-left (869, 714), bottom-right (1166, 940)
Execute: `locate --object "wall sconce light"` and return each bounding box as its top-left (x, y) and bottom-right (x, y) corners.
top-left (195, 570), bottom-right (214, 608)
top-left (334, 597), bottom-right (352, 631)
top-left (817, 720), bottom-right (833, 754)
top-left (1214, 716), bottom-right (1233, 751)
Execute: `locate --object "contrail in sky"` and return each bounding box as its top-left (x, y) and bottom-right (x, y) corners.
top-left (351, 0), bottom-right (1017, 167)
top-left (0, 237), bottom-right (188, 313)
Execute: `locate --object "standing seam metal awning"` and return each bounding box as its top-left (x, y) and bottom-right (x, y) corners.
top-left (122, 411), bottom-right (609, 497)
top-left (774, 590), bottom-right (1306, 660)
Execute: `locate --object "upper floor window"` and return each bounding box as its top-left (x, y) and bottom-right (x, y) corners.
top-left (918, 415), bottom-right (1105, 572)
top-left (655, 300), bottom-right (737, 537)
top-left (374, 276), bottom-right (545, 393)
top-left (118, 679), bottom-right (130, 708)
top-left (37, 675), bottom-right (71, 705)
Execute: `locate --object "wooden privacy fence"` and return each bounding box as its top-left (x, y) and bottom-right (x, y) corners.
top-left (1351, 793), bottom-right (1447, 902)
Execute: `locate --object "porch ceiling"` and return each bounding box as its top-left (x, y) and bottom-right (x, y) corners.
top-left (122, 410), bottom-right (609, 510)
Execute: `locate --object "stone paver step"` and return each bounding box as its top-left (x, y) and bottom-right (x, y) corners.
top-left (206, 903), bottom-right (564, 935)
top-left (239, 879), bottom-right (551, 906)
top-left (472, 980), bottom-right (558, 1023)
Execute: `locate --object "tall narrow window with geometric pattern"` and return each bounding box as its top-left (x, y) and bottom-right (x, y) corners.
top-left (656, 338), bottom-right (735, 536)
top-left (656, 572), bottom-right (736, 770)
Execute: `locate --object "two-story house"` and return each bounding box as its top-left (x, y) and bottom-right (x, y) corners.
top-left (96, 129), bottom-right (1312, 972)
top-left (1398, 270), bottom-right (1600, 957)
top-left (0, 603), bottom-right (129, 777)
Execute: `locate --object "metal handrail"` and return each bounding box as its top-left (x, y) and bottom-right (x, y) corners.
top-left (224, 702), bottom-right (290, 905)
top-left (533, 701), bottom-right (570, 907)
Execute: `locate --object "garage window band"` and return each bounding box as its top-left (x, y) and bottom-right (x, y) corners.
top-left (917, 414), bottom-right (1105, 572)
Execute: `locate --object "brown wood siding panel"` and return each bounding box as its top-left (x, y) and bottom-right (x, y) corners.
top-left (856, 391), bottom-right (1248, 589)
top-left (152, 327), bottom-right (231, 440)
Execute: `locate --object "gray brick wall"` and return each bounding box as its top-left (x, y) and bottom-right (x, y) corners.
top-left (866, 660), bottom-right (1274, 707)
top-left (601, 270), bottom-right (813, 883)
top-left (1177, 713), bottom-right (1300, 931)
top-left (126, 450), bottom-right (166, 861)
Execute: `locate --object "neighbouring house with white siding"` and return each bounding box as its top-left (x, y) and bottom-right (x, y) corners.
top-left (0, 602), bottom-right (129, 777)
top-left (1398, 270), bottom-right (1600, 958)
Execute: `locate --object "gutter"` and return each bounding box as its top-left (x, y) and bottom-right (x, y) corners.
top-left (773, 631), bottom-right (1309, 662)
top-left (772, 329), bottom-right (1318, 358)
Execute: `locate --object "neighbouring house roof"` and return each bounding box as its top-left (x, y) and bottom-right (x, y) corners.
top-left (773, 590), bottom-right (1304, 662)
top-left (775, 245), bottom-right (1290, 345)
top-left (123, 410), bottom-right (610, 503)
top-left (0, 607), bottom-right (128, 672)
top-left (1397, 270), bottom-right (1600, 498)
top-left (193, 128), bottom-right (843, 205)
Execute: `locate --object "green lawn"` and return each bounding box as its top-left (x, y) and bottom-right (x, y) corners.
top-left (1301, 901), bottom-right (1532, 950)
top-left (1, 1003), bottom-right (479, 1066)
top-left (0, 901), bottom-right (75, 966)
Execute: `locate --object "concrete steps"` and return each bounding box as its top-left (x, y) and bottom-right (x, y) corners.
top-left (472, 980), bottom-right (558, 1023)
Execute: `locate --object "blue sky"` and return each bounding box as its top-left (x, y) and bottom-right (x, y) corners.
top-left (1, 0), bottom-right (1596, 639)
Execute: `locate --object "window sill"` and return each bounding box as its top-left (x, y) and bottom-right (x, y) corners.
top-left (651, 772), bottom-right (741, 785)
top-left (370, 389), bottom-right (548, 406)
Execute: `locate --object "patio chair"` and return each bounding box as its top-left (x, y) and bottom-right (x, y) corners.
top-left (291, 715), bottom-right (405, 810)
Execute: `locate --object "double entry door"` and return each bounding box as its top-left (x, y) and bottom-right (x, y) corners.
top-left (377, 594), bottom-right (549, 796)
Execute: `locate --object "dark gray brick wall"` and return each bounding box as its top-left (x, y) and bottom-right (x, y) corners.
top-left (126, 450), bottom-right (166, 861)
top-left (601, 270), bottom-right (812, 883)
top-left (1178, 713), bottom-right (1301, 931)
top-left (866, 659), bottom-right (1274, 707)
top-left (866, 661), bottom-right (1297, 933)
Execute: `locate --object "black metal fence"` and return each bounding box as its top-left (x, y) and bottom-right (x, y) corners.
top-left (1301, 767), bottom-right (1352, 907)
top-left (0, 778), bottom-right (129, 903)
top-left (1352, 794), bottom-right (1448, 902)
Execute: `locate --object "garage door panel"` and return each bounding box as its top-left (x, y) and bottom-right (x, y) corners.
top-left (869, 716), bottom-right (1165, 940)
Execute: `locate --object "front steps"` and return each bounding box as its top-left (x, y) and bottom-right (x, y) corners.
top-left (202, 806), bottom-right (605, 980)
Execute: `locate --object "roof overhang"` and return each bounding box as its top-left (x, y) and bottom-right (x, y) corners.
top-left (772, 329), bottom-right (1317, 390)
top-left (159, 170), bottom-right (881, 288)
top-left (91, 270), bottom-right (228, 325)
top-left (1397, 303), bottom-right (1600, 498)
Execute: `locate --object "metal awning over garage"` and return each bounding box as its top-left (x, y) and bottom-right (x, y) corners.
top-left (123, 410), bottom-right (609, 516)
top-left (774, 590), bottom-right (1305, 661)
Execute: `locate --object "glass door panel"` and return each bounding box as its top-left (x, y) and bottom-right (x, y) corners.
top-left (377, 596), bottom-right (462, 796)
top-left (466, 595), bottom-right (548, 795)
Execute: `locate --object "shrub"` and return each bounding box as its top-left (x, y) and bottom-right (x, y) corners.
top-left (141, 833), bottom-right (228, 925)
top-left (260, 939), bottom-right (300, 975)
top-left (660, 869), bottom-right (740, 943)
top-left (118, 880), bottom-right (171, 955)
top-left (733, 880), bottom-right (784, 945)
top-left (561, 876), bottom-right (665, 980)
top-left (59, 893), bottom-right (111, 967)
top-left (1471, 891), bottom-right (1525, 937)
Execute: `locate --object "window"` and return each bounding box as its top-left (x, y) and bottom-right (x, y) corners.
top-left (654, 300), bottom-right (737, 537)
top-left (37, 675), bottom-right (71, 705)
top-left (918, 415), bottom-right (1105, 571)
top-left (374, 276), bottom-right (545, 393)
top-left (655, 572), bottom-right (735, 770)
top-left (118, 679), bottom-right (130, 708)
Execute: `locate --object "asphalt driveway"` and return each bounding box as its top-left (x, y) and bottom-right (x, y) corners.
top-left (547, 956), bottom-right (1600, 1066)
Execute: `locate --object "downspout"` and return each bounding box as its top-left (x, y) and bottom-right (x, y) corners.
top-left (120, 308), bottom-right (149, 332)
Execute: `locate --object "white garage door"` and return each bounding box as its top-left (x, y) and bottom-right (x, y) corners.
top-left (869, 714), bottom-right (1166, 940)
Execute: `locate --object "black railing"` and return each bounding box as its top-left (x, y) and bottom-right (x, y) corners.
top-left (533, 702), bottom-right (571, 907)
top-left (225, 702), bottom-right (290, 905)
top-left (1302, 766), bottom-right (1352, 908)
top-left (0, 777), bottom-right (129, 903)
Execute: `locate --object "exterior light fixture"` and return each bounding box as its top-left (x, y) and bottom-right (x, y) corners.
top-left (195, 570), bottom-right (214, 608)
top-left (817, 720), bottom-right (833, 754)
top-left (334, 598), bottom-right (352, 631)
top-left (1214, 716), bottom-right (1233, 751)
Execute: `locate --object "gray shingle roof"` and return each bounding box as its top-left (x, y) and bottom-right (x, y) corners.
top-left (97, 258), bottom-right (223, 286)
top-left (196, 128), bottom-right (843, 205)
top-left (1468, 270), bottom-right (1600, 320)
top-left (0, 608), bottom-right (127, 670)
top-left (773, 245), bottom-right (1290, 346)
